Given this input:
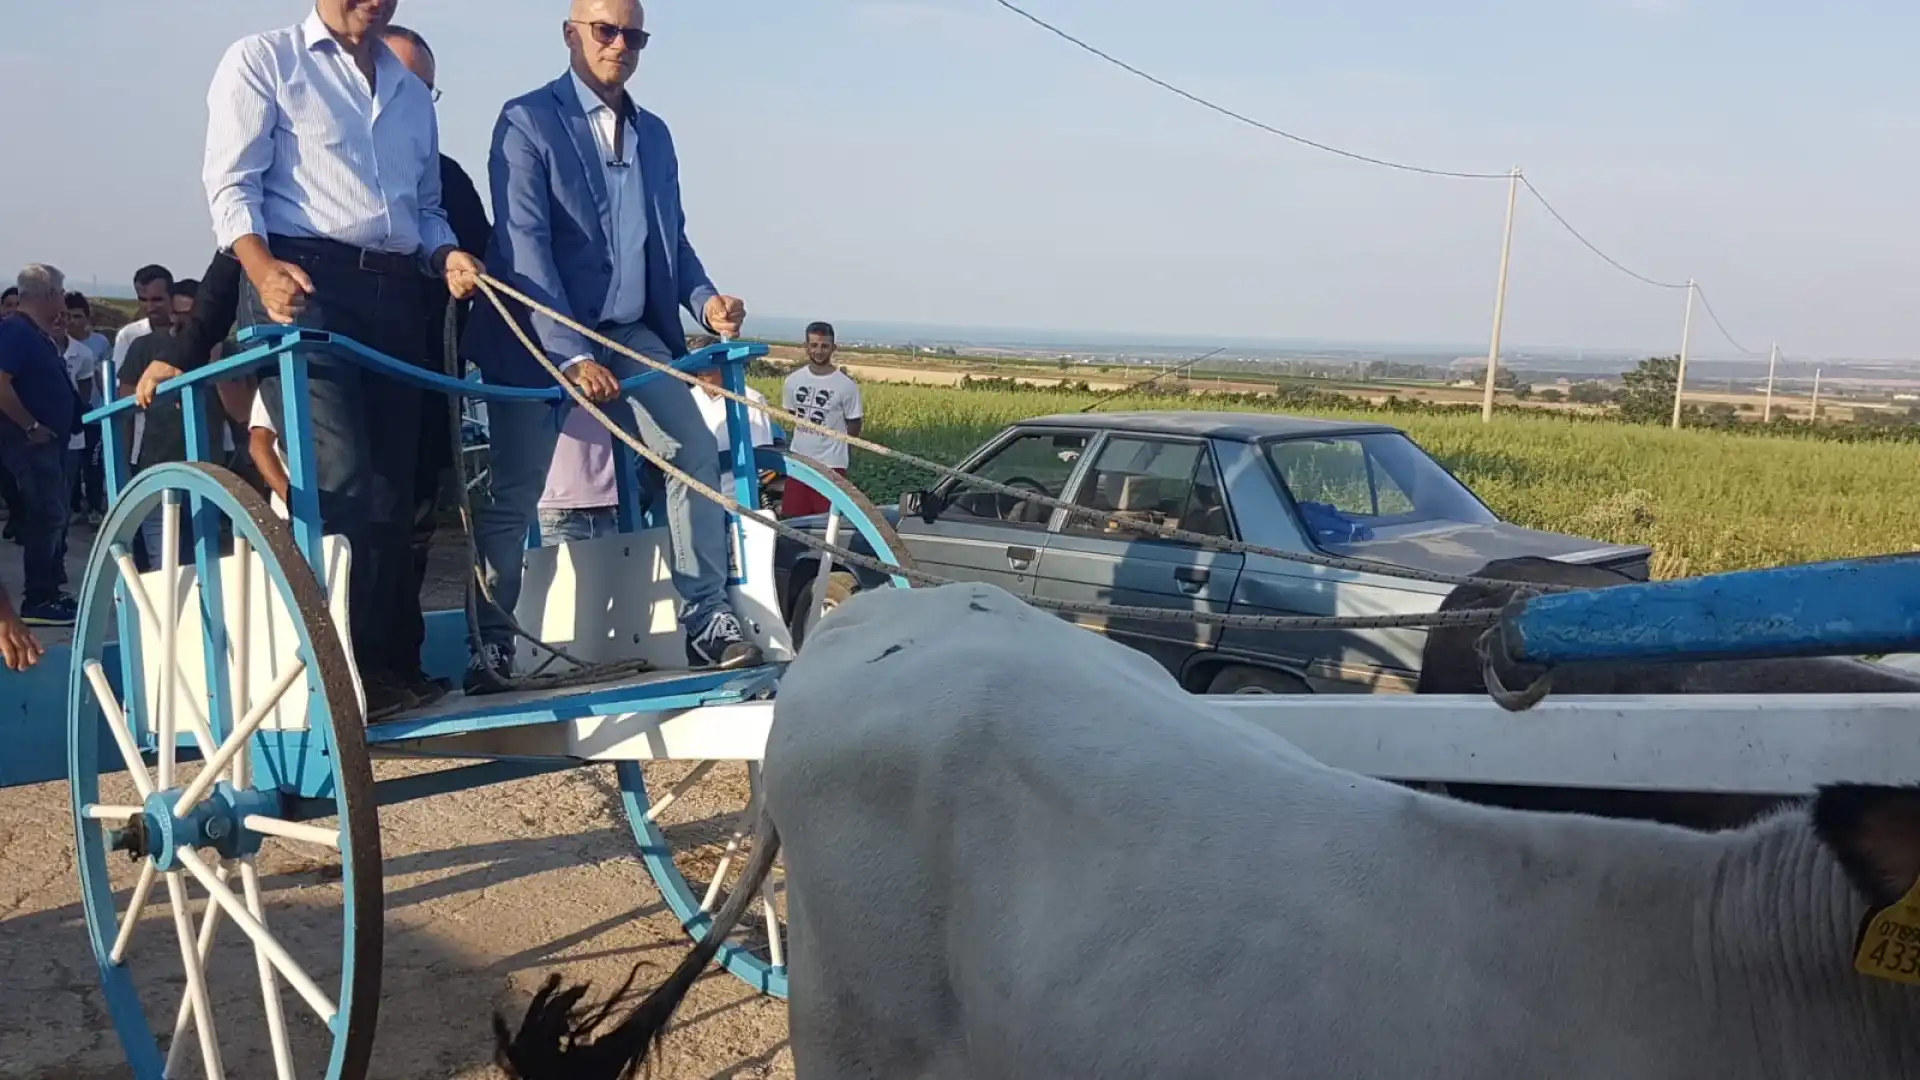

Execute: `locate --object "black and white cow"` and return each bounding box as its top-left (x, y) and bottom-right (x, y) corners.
top-left (497, 582), bottom-right (1920, 1080)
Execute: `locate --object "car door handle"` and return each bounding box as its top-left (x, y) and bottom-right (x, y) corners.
top-left (1173, 566), bottom-right (1210, 593)
top-left (1006, 545), bottom-right (1037, 570)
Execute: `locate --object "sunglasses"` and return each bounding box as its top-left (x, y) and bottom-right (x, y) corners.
top-left (570, 20), bottom-right (650, 51)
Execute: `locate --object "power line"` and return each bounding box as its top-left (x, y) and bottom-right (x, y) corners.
top-left (1516, 177), bottom-right (1690, 291)
top-left (1691, 284), bottom-right (1761, 356)
top-left (992, 0), bottom-right (1781, 354)
top-left (989, 0), bottom-right (1510, 181)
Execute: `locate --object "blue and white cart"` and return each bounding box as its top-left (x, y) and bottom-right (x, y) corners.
top-left (56, 327), bottom-right (907, 1079)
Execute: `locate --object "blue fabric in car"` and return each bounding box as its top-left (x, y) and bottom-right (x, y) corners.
top-left (1296, 501), bottom-right (1374, 543)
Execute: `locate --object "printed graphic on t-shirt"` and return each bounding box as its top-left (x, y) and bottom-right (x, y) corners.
top-left (792, 385), bottom-right (836, 426)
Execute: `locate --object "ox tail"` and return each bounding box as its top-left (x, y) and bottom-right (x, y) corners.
top-left (494, 810), bottom-right (784, 1079)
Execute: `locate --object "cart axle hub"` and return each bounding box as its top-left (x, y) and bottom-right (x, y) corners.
top-left (126, 783), bottom-right (283, 870)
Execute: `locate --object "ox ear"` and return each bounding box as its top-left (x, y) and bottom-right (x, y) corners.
top-left (1812, 784), bottom-right (1920, 906)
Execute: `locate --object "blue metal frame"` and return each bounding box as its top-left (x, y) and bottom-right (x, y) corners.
top-left (88, 327), bottom-right (770, 579)
top-left (1499, 554), bottom-right (1920, 666)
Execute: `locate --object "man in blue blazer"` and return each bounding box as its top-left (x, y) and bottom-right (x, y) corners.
top-left (463, 0), bottom-right (760, 691)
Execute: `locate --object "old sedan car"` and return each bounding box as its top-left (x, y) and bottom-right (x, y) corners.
top-left (773, 411), bottom-right (1650, 694)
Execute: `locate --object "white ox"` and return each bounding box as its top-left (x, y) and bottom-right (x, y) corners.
top-left (497, 582), bottom-right (1920, 1079)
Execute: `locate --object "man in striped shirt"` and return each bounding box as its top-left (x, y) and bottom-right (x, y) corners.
top-left (199, 0), bottom-right (486, 720)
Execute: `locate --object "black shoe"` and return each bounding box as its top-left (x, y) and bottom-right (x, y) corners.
top-left (687, 610), bottom-right (764, 670)
top-left (20, 594), bottom-right (77, 627)
top-left (463, 642), bottom-right (514, 696)
top-left (404, 671), bottom-right (450, 709)
top-left (363, 672), bottom-right (422, 724)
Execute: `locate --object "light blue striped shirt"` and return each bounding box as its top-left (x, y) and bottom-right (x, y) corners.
top-left (203, 9), bottom-right (456, 258)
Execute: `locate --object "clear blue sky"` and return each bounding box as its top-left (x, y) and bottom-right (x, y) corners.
top-left (2, 0), bottom-right (1916, 360)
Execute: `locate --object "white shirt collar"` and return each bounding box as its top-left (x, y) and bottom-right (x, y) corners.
top-left (569, 69), bottom-right (629, 119)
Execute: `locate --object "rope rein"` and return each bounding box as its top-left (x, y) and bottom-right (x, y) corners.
top-left (473, 275), bottom-right (1577, 598)
top-left (465, 278), bottom-right (1520, 635)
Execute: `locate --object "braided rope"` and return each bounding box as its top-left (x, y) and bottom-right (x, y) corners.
top-left (471, 280), bottom-right (1511, 636)
top-left (474, 275), bottom-right (1578, 597)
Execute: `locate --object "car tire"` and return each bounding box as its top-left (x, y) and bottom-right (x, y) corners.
top-left (788, 569), bottom-right (859, 639)
top-left (1205, 665), bottom-right (1312, 695)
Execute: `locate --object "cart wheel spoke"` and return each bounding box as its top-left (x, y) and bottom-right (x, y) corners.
top-left (83, 660), bottom-right (154, 799)
top-left (164, 869), bottom-right (228, 1080)
top-left (242, 856), bottom-right (299, 1080)
top-left (110, 860), bottom-right (158, 966)
top-left (166, 861), bottom-right (233, 1078)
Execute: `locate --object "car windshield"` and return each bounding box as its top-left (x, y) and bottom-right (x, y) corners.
top-left (1264, 432), bottom-right (1496, 544)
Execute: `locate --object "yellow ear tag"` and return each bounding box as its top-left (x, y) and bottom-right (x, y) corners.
top-left (1854, 875), bottom-right (1920, 985)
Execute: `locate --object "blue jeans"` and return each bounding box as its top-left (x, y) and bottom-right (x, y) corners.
top-left (538, 506), bottom-right (619, 547)
top-left (471, 320), bottom-right (732, 653)
top-left (0, 435), bottom-right (72, 604)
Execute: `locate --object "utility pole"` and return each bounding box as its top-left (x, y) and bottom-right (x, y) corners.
top-left (1670, 280), bottom-right (1696, 430)
top-left (1811, 367), bottom-right (1823, 420)
top-left (1481, 166), bottom-right (1522, 424)
top-left (1763, 343), bottom-right (1778, 423)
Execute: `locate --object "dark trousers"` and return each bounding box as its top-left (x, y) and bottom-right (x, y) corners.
top-left (74, 423), bottom-right (105, 514)
top-left (0, 457), bottom-right (23, 535)
top-left (400, 385), bottom-right (451, 665)
top-left (0, 436), bottom-right (73, 604)
top-left (244, 236), bottom-right (429, 680)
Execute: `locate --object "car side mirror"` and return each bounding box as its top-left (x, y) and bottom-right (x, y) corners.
top-left (901, 489), bottom-right (943, 524)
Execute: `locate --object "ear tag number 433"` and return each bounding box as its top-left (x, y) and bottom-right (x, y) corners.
top-left (1855, 875), bottom-right (1920, 985)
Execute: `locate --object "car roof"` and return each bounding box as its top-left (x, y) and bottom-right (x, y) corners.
top-left (1014, 410), bottom-right (1406, 443)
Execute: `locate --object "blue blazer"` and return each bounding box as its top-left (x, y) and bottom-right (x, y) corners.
top-left (465, 73), bottom-right (719, 387)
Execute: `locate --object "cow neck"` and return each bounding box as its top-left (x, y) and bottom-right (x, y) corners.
top-left (1697, 811), bottom-right (1920, 1080)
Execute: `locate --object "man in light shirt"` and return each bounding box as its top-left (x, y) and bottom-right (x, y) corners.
top-left (686, 334), bottom-right (778, 462)
top-left (62, 293), bottom-right (109, 523)
top-left (463, 0), bottom-right (759, 689)
top-left (780, 321), bottom-right (863, 518)
top-left (198, 0), bottom-right (486, 719)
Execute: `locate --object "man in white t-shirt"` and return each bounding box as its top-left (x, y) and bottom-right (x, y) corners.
top-left (779, 321), bottom-right (862, 518)
top-left (62, 292), bottom-right (110, 521)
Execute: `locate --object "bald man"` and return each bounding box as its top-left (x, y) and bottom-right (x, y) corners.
top-left (462, 0), bottom-right (759, 693)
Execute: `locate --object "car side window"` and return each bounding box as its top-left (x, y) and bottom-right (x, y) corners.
top-left (1064, 437), bottom-right (1233, 540)
top-left (942, 431), bottom-right (1090, 524)
top-left (1269, 438), bottom-right (1415, 518)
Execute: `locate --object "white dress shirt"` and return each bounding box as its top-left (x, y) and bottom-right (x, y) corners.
top-left (567, 72), bottom-right (649, 367)
top-left (204, 9), bottom-right (456, 258)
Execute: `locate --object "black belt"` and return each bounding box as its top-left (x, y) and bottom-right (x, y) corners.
top-left (269, 235), bottom-right (420, 276)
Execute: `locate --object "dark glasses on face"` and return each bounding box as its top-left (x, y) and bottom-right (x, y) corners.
top-left (571, 20), bottom-right (650, 51)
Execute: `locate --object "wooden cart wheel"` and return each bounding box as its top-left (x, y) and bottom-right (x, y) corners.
top-left (618, 448), bottom-right (915, 999)
top-left (69, 462), bottom-right (381, 1079)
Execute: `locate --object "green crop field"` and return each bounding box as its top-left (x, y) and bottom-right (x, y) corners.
top-left (750, 379), bottom-right (1920, 578)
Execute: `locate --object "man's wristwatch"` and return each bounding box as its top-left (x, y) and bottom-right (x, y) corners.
top-left (25, 421), bottom-right (44, 437)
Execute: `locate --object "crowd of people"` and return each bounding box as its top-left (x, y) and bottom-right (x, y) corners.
top-left (0, 1), bottom-right (871, 713)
